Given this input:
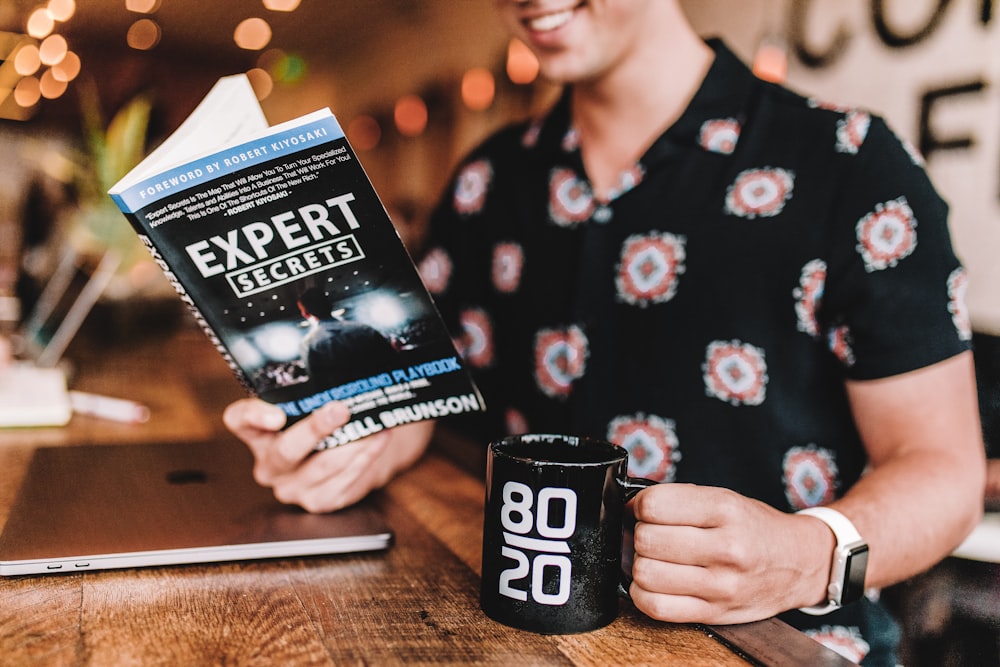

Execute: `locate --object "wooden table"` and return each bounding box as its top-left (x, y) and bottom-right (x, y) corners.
top-left (0, 325), bottom-right (852, 665)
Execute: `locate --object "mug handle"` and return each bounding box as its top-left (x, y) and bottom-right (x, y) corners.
top-left (617, 476), bottom-right (658, 598)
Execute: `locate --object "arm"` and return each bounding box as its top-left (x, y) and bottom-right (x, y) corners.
top-left (830, 350), bottom-right (985, 587)
top-left (629, 352), bottom-right (985, 624)
top-left (223, 399), bottom-right (435, 513)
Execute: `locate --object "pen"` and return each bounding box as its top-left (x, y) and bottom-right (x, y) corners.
top-left (69, 391), bottom-right (151, 424)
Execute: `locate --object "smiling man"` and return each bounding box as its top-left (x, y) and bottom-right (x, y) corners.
top-left (224, 2), bottom-right (986, 664)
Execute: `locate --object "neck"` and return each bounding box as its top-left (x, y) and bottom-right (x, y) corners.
top-left (571, 7), bottom-right (713, 197)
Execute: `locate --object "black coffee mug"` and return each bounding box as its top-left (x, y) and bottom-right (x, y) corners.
top-left (480, 433), bottom-right (657, 634)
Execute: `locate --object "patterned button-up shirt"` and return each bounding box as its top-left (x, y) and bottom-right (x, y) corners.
top-left (418, 39), bottom-right (970, 664)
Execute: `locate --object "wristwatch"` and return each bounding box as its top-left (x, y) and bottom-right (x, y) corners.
top-left (796, 506), bottom-right (869, 615)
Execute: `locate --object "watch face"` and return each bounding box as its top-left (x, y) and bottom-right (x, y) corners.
top-left (843, 544), bottom-right (869, 604)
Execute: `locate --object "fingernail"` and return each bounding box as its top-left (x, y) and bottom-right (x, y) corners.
top-left (318, 401), bottom-right (348, 425)
top-left (263, 407), bottom-right (287, 429)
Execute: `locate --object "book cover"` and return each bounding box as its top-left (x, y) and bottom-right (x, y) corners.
top-left (109, 75), bottom-right (484, 448)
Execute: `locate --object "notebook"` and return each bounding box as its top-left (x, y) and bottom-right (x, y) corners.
top-left (0, 439), bottom-right (393, 576)
top-left (0, 247), bottom-right (119, 428)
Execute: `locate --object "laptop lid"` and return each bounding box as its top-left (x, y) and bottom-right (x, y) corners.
top-left (0, 439), bottom-right (393, 576)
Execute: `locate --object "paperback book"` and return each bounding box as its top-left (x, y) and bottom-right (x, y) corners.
top-left (109, 74), bottom-right (484, 447)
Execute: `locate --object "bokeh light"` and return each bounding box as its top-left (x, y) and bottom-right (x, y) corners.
top-left (245, 67), bottom-right (274, 99)
top-left (506, 38), bottom-right (539, 84)
top-left (127, 18), bottom-right (161, 50)
top-left (263, 0), bottom-right (301, 10)
top-left (26, 8), bottom-right (54, 39)
top-left (462, 67), bottom-right (495, 111)
top-left (47, 0), bottom-right (76, 22)
top-left (125, 0), bottom-right (160, 13)
top-left (38, 34), bottom-right (67, 66)
top-left (347, 115), bottom-right (381, 151)
top-left (13, 76), bottom-right (41, 107)
top-left (234, 17), bottom-right (272, 50)
top-left (51, 50), bottom-right (80, 82)
top-left (394, 94), bottom-right (427, 137)
top-left (39, 68), bottom-right (67, 99)
top-left (13, 44), bottom-right (41, 76)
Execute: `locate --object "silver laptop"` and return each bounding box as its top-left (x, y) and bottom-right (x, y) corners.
top-left (0, 439), bottom-right (393, 576)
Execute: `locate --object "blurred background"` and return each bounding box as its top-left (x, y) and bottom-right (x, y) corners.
top-left (0, 0), bottom-right (996, 329)
top-left (0, 2), bottom-right (997, 662)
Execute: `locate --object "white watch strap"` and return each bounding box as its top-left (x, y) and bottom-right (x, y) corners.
top-left (796, 506), bottom-right (864, 615)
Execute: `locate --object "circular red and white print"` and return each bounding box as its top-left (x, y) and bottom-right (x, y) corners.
top-left (417, 246), bottom-right (452, 295)
top-left (561, 127), bottom-right (581, 152)
top-left (724, 167), bottom-right (794, 219)
top-left (521, 118), bottom-right (543, 148)
top-left (948, 267), bottom-right (972, 341)
top-left (453, 159), bottom-right (492, 215)
top-left (794, 259), bottom-right (827, 338)
top-left (607, 413), bottom-right (680, 482)
top-left (782, 445), bottom-right (839, 510)
top-left (549, 168), bottom-right (594, 227)
top-left (698, 117), bottom-right (741, 155)
top-left (855, 197), bottom-right (917, 272)
top-left (491, 242), bottom-right (524, 294)
top-left (615, 231), bottom-right (686, 307)
top-left (606, 164), bottom-right (646, 201)
top-left (459, 308), bottom-right (494, 368)
top-left (534, 325), bottom-right (589, 399)
top-left (703, 340), bottom-right (768, 406)
top-left (835, 110), bottom-right (870, 154)
top-left (827, 325), bottom-right (856, 367)
top-left (808, 98), bottom-right (853, 113)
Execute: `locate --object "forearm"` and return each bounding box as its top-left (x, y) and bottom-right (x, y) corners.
top-left (828, 448), bottom-right (984, 590)
top-left (828, 353), bottom-right (987, 591)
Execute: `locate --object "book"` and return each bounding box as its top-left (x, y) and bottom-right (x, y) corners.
top-left (109, 74), bottom-right (484, 448)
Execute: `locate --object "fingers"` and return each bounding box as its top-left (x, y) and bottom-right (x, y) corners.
top-left (274, 431), bottom-right (393, 513)
top-left (631, 482), bottom-right (740, 528)
top-left (223, 397), bottom-right (434, 514)
top-left (223, 399), bottom-right (347, 475)
top-left (627, 484), bottom-right (815, 624)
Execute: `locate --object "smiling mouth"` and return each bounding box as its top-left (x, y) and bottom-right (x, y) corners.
top-left (523, 2), bottom-right (583, 33)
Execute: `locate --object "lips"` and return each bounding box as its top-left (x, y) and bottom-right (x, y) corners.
top-left (521, 2), bottom-right (583, 33)
top-left (526, 8), bottom-right (574, 32)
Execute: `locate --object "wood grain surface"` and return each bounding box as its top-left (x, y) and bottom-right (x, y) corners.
top-left (0, 324), bottom-right (853, 665)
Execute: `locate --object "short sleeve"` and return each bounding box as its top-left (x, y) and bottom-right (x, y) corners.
top-left (820, 116), bottom-right (971, 380)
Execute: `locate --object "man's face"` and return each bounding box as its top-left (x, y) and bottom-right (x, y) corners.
top-left (492, 0), bottom-right (654, 85)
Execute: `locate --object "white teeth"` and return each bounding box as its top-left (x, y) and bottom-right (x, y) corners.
top-left (527, 9), bottom-right (573, 32)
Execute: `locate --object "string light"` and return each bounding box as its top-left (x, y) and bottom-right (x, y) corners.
top-left (13, 76), bottom-right (41, 107)
top-left (262, 0), bottom-right (301, 11)
top-left (245, 67), bottom-right (274, 99)
top-left (50, 51), bottom-right (80, 82)
top-left (125, 0), bottom-right (160, 13)
top-left (461, 67), bottom-right (495, 111)
top-left (506, 38), bottom-right (539, 84)
top-left (46, 0), bottom-right (76, 22)
top-left (394, 94), bottom-right (427, 137)
top-left (234, 17), bottom-right (272, 50)
top-left (26, 8), bottom-right (54, 39)
top-left (38, 34), bottom-right (67, 66)
top-left (348, 115), bottom-right (381, 151)
top-left (127, 18), bottom-right (161, 50)
top-left (13, 44), bottom-right (41, 76)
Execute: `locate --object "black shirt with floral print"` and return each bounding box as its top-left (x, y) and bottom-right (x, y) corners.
top-left (418, 39), bottom-right (969, 664)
